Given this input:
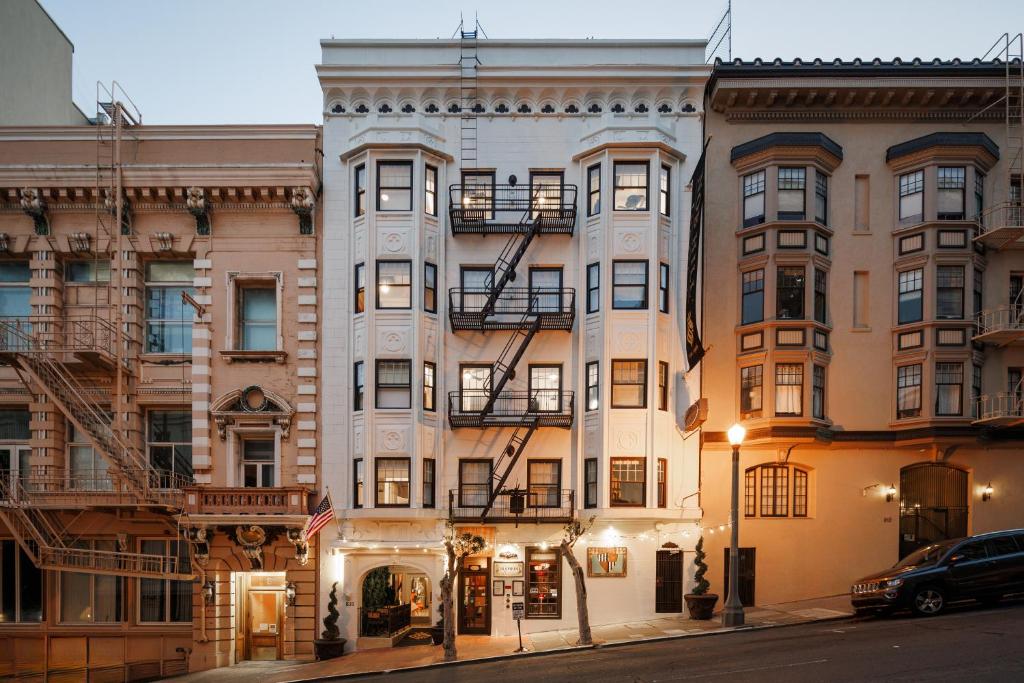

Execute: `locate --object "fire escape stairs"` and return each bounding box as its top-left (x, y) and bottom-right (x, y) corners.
top-left (478, 408), bottom-right (540, 521)
top-left (480, 214), bottom-right (542, 317)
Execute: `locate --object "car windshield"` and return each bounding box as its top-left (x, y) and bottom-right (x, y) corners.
top-left (893, 541), bottom-right (955, 569)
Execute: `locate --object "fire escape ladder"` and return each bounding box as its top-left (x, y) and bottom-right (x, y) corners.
top-left (478, 313), bottom-right (542, 418)
top-left (479, 411), bottom-right (539, 521)
top-left (1008, 35), bottom-right (1023, 209)
top-left (459, 28), bottom-right (480, 168)
top-left (481, 215), bottom-right (541, 316)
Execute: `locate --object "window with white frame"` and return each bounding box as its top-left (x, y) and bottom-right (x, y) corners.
top-left (144, 261), bottom-right (194, 354)
top-left (742, 170), bottom-right (766, 227)
top-left (899, 170), bottom-right (924, 222)
top-left (138, 539), bottom-right (191, 623)
top-left (775, 363), bottom-right (803, 416)
top-left (376, 359), bottom-right (412, 409)
top-left (777, 167), bottom-right (806, 220)
top-left (60, 540), bottom-right (123, 623)
top-left (937, 167), bottom-right (966, 220)
top-left (236, 285), bottom-right (277, 351)
top-left (377, 161), bottom-right (413, 211)
top-left (241, 438), bottom-right (275, 487)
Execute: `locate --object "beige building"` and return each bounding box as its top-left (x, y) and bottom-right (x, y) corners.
top-left (0, 107), bottom-right (324, 678)
top-left (699, 54), bottom-right (1024, 606)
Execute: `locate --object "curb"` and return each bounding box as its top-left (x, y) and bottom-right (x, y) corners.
top-left (279, 612), bottom-right (854, 682)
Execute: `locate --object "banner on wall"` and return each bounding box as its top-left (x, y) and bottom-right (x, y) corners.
top-left (685, 142), bottom-right (708, 369)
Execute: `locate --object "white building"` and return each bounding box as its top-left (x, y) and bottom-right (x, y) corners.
top-left (317, 36), bottom-right (709, 648)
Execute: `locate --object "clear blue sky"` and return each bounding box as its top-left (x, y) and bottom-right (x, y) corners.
top-left (41, 0), bottom-right (1024, 125)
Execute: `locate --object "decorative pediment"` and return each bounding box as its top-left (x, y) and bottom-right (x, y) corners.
top-left (210, 385), bottom-right (294, 440)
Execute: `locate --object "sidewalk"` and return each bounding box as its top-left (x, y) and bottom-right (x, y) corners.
top-left (168, 594), bottom-right (853, 683)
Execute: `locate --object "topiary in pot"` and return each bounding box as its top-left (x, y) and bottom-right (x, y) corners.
top-left (684, 537), bottom-right (719, 620)
top-left (314, 582), bottom-right (347, 660)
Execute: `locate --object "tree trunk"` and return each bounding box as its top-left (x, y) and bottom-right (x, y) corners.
top-left (561, 539), bottom-right (592, 645)
top-left (442, 543), bottom-right (458, 661)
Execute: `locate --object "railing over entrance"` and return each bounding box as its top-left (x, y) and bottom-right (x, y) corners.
top-left (359, 603), bottom-right (412, 637)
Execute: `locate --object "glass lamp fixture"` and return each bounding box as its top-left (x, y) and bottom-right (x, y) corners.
top-left (727, 423), bottom-right (746, 447)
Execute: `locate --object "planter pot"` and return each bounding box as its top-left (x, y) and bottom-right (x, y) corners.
top-left (684, 593), bottom-right (718, 620)
top-left (314, 638), bottom-right (346, 660)
top-left (429, 626), bottom-right (444, 645)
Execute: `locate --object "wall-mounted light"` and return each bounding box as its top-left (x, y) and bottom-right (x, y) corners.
top-left (201, 581), bottom-right (216, 606)
top-left (886, 485), bottom-right (897, 503)
top-left (983, 483), bottom-right (994, 502)
top-left (285, 581), bottom-right (297, 607)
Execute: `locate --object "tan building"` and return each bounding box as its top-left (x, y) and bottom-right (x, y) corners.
top-left (0, 106), bottom-right (323, 678)
top-left (699, 54), bottom-right (1024, 606)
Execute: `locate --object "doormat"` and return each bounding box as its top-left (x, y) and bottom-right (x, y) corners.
top-left (396, 628), bottom-right (434, 648)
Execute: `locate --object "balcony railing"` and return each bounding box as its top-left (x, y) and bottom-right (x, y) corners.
top-left (449, 183), bottom-right (577, 234)
top-left (974, 305), bottom-right (1024, 343)
top-left (0, 315), bottom-right (119, 358)
top-left (974, 392), bottom-right (1024, 426)
top-left (449, 488), bottom-right (575, 523)
top-left (448, 390), bottom-right (575, 428)
top-left (1, 467), bottom-right (187, 508)
top-left (448, 287), bottom-right (575, 331)
top-left (359, 603), bottom-right (412, 638)
top-left (183, 486), bottom-right (311, 515)
top-left (974, 202), bottom-right (1024, 249)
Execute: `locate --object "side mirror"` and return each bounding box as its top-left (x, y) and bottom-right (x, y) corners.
top-left (948, 553), bottom-right (965, 565)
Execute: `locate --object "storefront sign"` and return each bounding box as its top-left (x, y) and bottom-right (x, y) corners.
top-left (493, 561), bottom-right (523, 578)
top-left (512, 602), bottom-right (525, 621)
top-left (587, 546), bottom-right (628, 577)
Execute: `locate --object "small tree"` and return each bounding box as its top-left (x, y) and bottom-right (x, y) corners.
top-left (560, 516), bottom-right (595, 645)
top-left (440, 519), bottom-right (485, 661)
top-left (321, 581), bottom-right (342, 640)
top-left (691, 536), bottom-right (710, 595)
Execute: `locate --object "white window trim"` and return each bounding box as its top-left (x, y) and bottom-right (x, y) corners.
top-left (224, 271), bottom-right (284, 352)
top-left (226, 425), bottom-right (282, 488)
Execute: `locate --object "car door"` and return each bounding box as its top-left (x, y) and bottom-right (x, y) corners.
top-left (985, 535), bottom-right (1024, 593)
top-left (946, 539), bottom-right (993, 597)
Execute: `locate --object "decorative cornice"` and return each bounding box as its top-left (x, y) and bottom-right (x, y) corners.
top-left (731, 132), bottom-right (842, 164)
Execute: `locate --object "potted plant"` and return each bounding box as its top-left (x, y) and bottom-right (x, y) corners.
top-left (684, 537), bottom-right (718, 620)
top-left (429, 606), bottom-right (445, 645)
top-left (314, 582), bottom-right (347, 660)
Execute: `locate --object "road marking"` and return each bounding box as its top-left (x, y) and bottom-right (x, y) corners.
top-left (653, 658), bottom-right (829, 680)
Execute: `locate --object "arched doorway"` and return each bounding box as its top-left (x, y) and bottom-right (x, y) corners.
top-left (899, 463), bottom-right (969, 558)
top-left (359, 565), bottom-right (433, 640)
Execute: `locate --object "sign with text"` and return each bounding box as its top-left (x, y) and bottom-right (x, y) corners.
top-left (512, 602), bottom-right (525, 621)
top-left (493, 561), bottom-right (524, 578)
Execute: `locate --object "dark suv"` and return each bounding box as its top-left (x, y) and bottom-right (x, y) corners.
top-left (851, 529), bottom-right (1024, 616)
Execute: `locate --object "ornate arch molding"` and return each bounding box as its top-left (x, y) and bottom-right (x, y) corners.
top-left (210, 385), bottom-right (295, 440)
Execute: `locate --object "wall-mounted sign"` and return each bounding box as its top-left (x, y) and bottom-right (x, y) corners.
top-left (587, 547), bottom-right (628, 577)
top-left (493, 561), bottom-right (524, 578)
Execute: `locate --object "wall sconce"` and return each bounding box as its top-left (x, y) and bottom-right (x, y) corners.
top-left (885, 485), bottom-right (897, 503)
top-left (285, 582), bottom-right (297, 607)
top-left (983, 483), bottom-right (994, 502)
top-left (201, 581), bottom-right (216, 605)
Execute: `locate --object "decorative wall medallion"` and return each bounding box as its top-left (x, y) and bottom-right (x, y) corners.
top-left (234, 525), bottom-right (268, 570)
top-left (241, 385), bottom-right (268, 412)
top-left (615, 330), bottom-right (643, 354)
top-left (377, 327), bottom-right (409, 354)
top-left (382, 232), bottom-right (405, 253)
top-left (616, 430), bottom-right (640, 451)
top-left (620, 232), bottom-right (642, 253)
top-left (383, 332), bottom-right (403, 352)
top-left (382, 431), bottom-right (403, 451)
top-left (587, 231), bottom-right (601, 261)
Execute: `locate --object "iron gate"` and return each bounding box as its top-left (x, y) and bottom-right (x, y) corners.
top-left (899, 463), bottom-right (969, 558)
top-left (655, 546), bottom-right (683, 612)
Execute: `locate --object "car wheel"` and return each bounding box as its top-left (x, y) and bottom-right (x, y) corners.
top-left (912, 586), bottom-right (945, 616)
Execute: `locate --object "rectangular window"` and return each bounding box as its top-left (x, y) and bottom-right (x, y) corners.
top-left (0, 540), bottom-right (43, 623)
top-left (144, 261), bottom-right (194, 354)
top-left (613, 161), bottom-right (648, 211)
top-left (375, 457), bottom-right (411, 507)
top-left (744, 469), bottom-right (756, 517)
top-left (793, 469), bottom-right (809, 517)
top-left (760, 466), bottom-right (789, 517)
top-left (936, 265), bottom-right (964, 320)
top-left (937, 167), bottom-right (966, 220)
top-left (377, 160), bottom-right (413, 211)
top-left (975, 172), bottom-right (985, 221)
top-left (657, 458), bottom-right (667, 508)
top-left (935, 362), bottom-right (964, 416)
top-left (740, 365), bottom-right (763, 417)
top-left (587, 163), bottom-right (601, 216)
top-left (459, 460), bottom-right (491, 507)
top-left (611, 360), bottom-right (647, 408)
top-left (814, 268), bottom-right (827, 324)
top-left (584, 458), bottom-right (598, 508)
top-left (586, 361), bottom-right (599, 411)
top-left (147, 410), bottom-right (192, 484)
top-left (775, 363), bottom-right (803, 416)
top-left (65, 259), bottom-right (111, 284)
top-left (377, 260), bottom-right (412, 309)
top-left (459, 364), bottom-right (492, 413)
top-left (528, 267), bottom-right (563, 314)
top-left (528, 364), bottom-right (562, 413)
top-left (353, 361), bottom-right (365, 411)
top-left (241, 439), bottom-right (275, 488)
top-left (776, 266), bottom-right (805, 320)
top-left (424, 262), bottom-right (437, 313)
top-left (424, 164), bottom-right (438, 216)
top-left (138, 539), bottom-right (191, 623)
top-left (659, 165), bottom-right (671, 216)
top-left (610, 457), bottom-right (645, 507)
top-left (353, 458), bottom-right (364, 508)
top-left (973, 364), bottom-right (983, 419)
top-left (897, 364), bottom-right (922, 419)
top-left (854, 175), bottom-right (870, 231)
top-left (658, 361), bottom-right (669, 411)
top-left (354, 262), bottom-right (365, 313)
top-left (530, 172), bottom-right (564, 220)
top-left (814, 173), bottom-right (828, 225)
top-left (899, 170), bottom-right (924, 222)
top-left (586, 262), bottom-right (600, 313)
top-left (423, 361), bottom-right (436, 412)
top-left (743, 170), bottom-right (766, 227)
top-left (612, 260), bottom-right (648, 309)
top-left (974, 268), bottom-right (984, 317)
top-left (423, 459), bottom-right (436, 508)
top-left (376, 359), bottom-right (412, 409)
top-left (462, 172), bottom-right (495, 220)
top-left (237, 286), bottom-right (277, 351)
top-left (778, 167), bottom-right (806, 220)
top-left (898, 269), bottom-right (924, 324)
top-left (525, 546), bottom-right (561, 619)
top-left (60, 540), bottom-right (123, 623)
top-left (741, 269), bottom-right (764, 325)
top-left (354, 164), bottom-right (366, 216)
top-left (527, 460), bottom-right (561, 508)
top-left (69, 420), bottom-right (110, 489)
top-left (658, 263), bottom-right (670, 313)
top-left (812, 365), bottom-right (826, 420)
top-left (854, 271), bottom-right (870, 328)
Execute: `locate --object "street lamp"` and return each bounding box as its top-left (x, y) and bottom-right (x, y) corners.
top-left (723, 423), bottom-right (746, 627)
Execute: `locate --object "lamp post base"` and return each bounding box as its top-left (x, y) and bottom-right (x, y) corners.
top-left (722, 605), bottom-right (745, 627)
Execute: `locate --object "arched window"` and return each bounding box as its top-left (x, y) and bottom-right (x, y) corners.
top-left (744, 464), bottom-right (810, 518)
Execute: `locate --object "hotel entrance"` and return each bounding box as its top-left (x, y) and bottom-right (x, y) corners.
top-left (235, 572), bottom-right (287, 661)
top-left (458, 557), bottom-right (490, 635)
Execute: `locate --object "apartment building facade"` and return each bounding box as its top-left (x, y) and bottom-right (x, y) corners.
top-left (318, 38), bottom-right (709, 647)
top-left (0, 118), bottom-right (323, 678)
top-left (700, 56), bottom-right (1024, 606)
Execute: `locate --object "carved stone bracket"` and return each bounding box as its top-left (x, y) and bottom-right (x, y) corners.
top-left (183, 527), bottom-right (213, 568)
top-left (19, 188), bottom-right (50, 236)
top-left (103, 188), bottom-right (133, 235)
top-left (186, 186), bottom-right (212, 235)
top-left (290, 186), bottom-right (316, 235)
top-left (233, 525), bottom-right (268, 570)
top-left (287, 528), bottom-right (310, 566)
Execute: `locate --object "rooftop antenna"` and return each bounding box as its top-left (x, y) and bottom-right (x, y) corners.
top-left (705, 0), bottom-right (732, 64)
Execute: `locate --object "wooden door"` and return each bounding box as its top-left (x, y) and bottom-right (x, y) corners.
top-left (247, 590), bottom-right (281, 660)
top-left (723, 547), bottom-right (756, 607)
top-left (655, 548), bottom-right (683, 612)
top-left (458, 569), bottom-right (490, 634)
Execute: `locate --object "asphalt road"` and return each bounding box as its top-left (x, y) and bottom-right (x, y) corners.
top-left (343, 600), bottom-right (1024, 682)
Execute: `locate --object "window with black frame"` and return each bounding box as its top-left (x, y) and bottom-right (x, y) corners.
top-left (353, 361), bottom-right (365, 411)
top-left (775, 363), bottom-right (803, 416)
top-left (936, 265), bottom-right (964, 319)
top-left (658, 263), bottom-right (670, 313)
top-left (584, 458), bottom-right (598, 508)
top-left (147, 410), bottom-right (192, 486)
top-left (899, 170), bottom-right (924, 222)
top-left (587, 263), bottom-right (600, 313)
top-left (424, 262), bottom-right (437, 313)
top-left (354, 164), bottom-right (366, 216)
top-left (423, 362), bottom-right (436, 412)
top-left (741, 269), bottom-right (764, 324)
top-left (423, 459), bottom-right (436, 508)
top-left (139, 539), bottom-right (191, 623)
top-left (375, 457), bottom-right (411, 507)
top-left (586, 361), bottom-right (599, 411)
top-left (776, 267), bottom-right (805, 320)
top-left (377, 161), bottom-right (413, 211)
top-left (525, 546), bottom-right (561, 618)
top-left (377, 261), bottom-right (412, 309)
top-left (611, 360), bottom-right (647, 408)
top-left (459, 460), bottom-right (491, 507)
top-left (612, 260), bottom-right (648, 309)
top-left (354, 262), bottom-right (365, 313)
top-left (425, 164), bottom-right (438, 216)
top-left (741, 365), bottom-right (763, 418)
top-left (613, 162), bottom-right (648, 211)
top-left (815, 173), bottom-right (828, 225)
top-left (610, 457), bottom-right (645, 506)
top-left (353, 458), bottom-right (364, 508)
top-left (376, 359), bottom-right (412, 409)
top-left (814, 269), bottom-right (827, 324)
top-left (777, 167), bottom-right (806, 220)
top-left (744, 465), bottom-right (810, 518)
top-left (935, 362), bottom-right (963, 416)
top-left (657, 458), bottom-right (667, 508)
top-left (937, 167), bottom-right (966, 220)
top-left (812, 365), bottom-right (826, 420)
top-left (587, 163), bottom-right (601, 216)
top-left (462, 171), bottom-right (495, 220)
top-left (897, 364), bottom-right (922, 419)
top-left (527, 460), bottom-right (561, 508)
top-left (659, 165), bottom-right (671, 216)
top-left (0, 540), bottom-right (43, 622)
top-left (742, 170), bottom-right (766, 227)
top-left (898, 268), bottom-right (924, 324)
top-left (531, 172), bottom-right (563, 220)
top-left (658, 361), bottom-right (669, 411)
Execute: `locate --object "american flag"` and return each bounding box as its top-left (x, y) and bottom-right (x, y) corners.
top-left (304, 491), bottom-right (336, 539)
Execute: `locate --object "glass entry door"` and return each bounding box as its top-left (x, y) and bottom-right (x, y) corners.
top-left (458, 563), bottom-right (490, 634)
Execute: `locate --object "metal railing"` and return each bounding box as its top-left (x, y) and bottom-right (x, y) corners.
top-left (449, 488), bottom-right (575, 523)
top-left (448, 287), bottom-right (575, 330)
top-left (976, 202), bottom-right (1024, 237)
top-left (1, 467), bottom-right (188, 508)
top-left (359, 603), bottom-right (412, 638)
top-left (0, 315), bottom-right (119, 357)
top-left (449, 184), bottom-right (577, 233)
top-left (975, 304), bottom-right (1024, 338)
top-left (448, 390), bottom-right (575, 427)
top-left (183, 486), bottom-right (310, 515)
top-left (975, 392), bottom-right (1024, 423)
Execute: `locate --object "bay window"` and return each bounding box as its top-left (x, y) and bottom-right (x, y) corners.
top-left (377, 161), bottom-right (413, 211)
top-left (610, 457), bottom-right (645, 506)
top-left (425, 164), bottom-right (438, 216)
top-left (814, 173), bottom-right (828, 225)
top-left (814, 269), bottom-right (827, 324)
top-left (658, 361), bottom-right (669, 411)
top-left (897, 364), bottom-right (922, 419)
top-left (354, 262), bottom-right (365, 313)
top-left (424, 262), bottom-right (437, 313)
top-left (613, 161), bottom-right (648, 211)
top-left (375, 457), bottom-right (410, 507)
top-left (658, 262), bottom-right (670, 313)
top-left (812, 365), bottom-right (826, 420)
top-left (777, 167), bottom-right (806, 220)
top-left (423, 361), bottom-right (436, 412)
top-left (776, 266), bottom-right (805, 320)
top-left (353, 361), bottom-right (365, 411)
top-left (377, 260), bottom-right (412, 309)
top-left (774, 363), bottom-right (803, 416)
top-left (587, 163), bottom-right (601, 216)
top-left (935, 362), bottom-right (963, 416)
top-left (741, 269), bottom-right (764, 324)
top-left (936, 265), bottom-right (964, 320)
top-left (899, 170), bottom-right (924, 222)
top-left (898, 268), bottom-right (924, 324)
top-left (659, 164), bottom-right (671, 215)
top-left (376, 359), bottom-right (412, 409)
top-left (584, 458), bottom-right (598, 508)
top-left (612, 260), bottom-right (648, 309)
top-left (586, 361), bottom-right (599, 411)
top-left (353, 458), bottom-right (364, 508)
top-left (657, 458), bottom-right (667, 508)
top-left (740, 365), bottom-right (763, 417)
top-left (742, 170), bottom-right (766, 227)
top-left (423, 459), bottom-right (436, 508)
top-left (586, 262), bottom-right (600, 313)
top-left (611, 360), bottom-right (647, 408)
top-left (937, 167), bottom-right (966, 220)
top-left (354, 163), bottom-right (366, 216)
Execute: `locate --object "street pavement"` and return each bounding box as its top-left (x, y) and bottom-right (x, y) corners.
top-left (339, 599), bottom-right (1024, 682)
